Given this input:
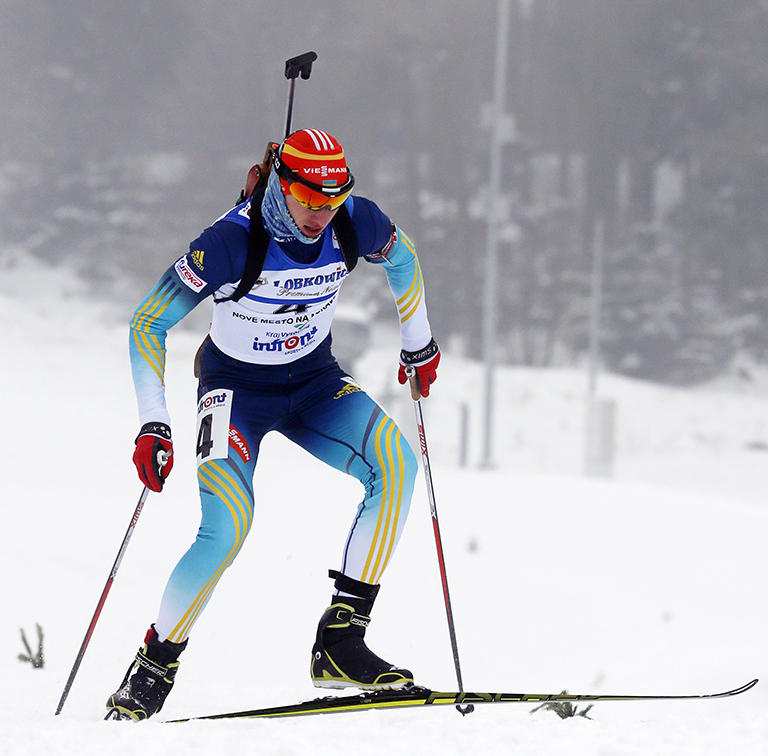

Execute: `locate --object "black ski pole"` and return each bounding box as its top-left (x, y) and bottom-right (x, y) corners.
top-left (283, 51), bottom-right (317, 138)
top-left (55, 452), bottom-right (169, 715)
top-left (405, 368), bottom-right (474, 716)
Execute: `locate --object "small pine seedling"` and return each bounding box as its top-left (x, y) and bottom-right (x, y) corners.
top-left (18, 624), bottom-right (44, 669)
top-left (530, 691), bottom-right (593, 720)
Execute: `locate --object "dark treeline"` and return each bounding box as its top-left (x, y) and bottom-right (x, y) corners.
top-left (3, 1), bottom-right (766, 383)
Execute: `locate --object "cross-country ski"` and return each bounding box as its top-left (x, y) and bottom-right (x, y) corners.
top-left (166, 679), bottom-right (759, 722)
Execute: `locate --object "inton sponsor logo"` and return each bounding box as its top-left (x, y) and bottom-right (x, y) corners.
top-left (252, 326), bottom-right (318, 353)
top-left (197, 392), bottom-right (227, 412)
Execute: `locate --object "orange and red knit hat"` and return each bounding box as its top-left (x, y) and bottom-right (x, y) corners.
top-left (273, 129), bottom-right (354, 209)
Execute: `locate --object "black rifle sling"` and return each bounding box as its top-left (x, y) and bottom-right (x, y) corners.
top-left (220, 185), bottom-right (270, 304)
top-left (223, 195), bottom-right (358, 304)
top-left (332, 204), bottom-right (358, 273)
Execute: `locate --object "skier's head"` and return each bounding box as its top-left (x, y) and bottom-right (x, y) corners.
top-left (273, 129), bottom-right (355, 211)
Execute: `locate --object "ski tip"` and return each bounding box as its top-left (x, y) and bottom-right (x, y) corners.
top-left (716, 679), bottom-right (759, 697)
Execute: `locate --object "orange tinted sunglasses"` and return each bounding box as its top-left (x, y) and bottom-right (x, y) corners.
top-left (285, 179), bottom-right (353, 210)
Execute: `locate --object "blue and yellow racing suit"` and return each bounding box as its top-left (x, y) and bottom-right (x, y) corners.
top-left (129, 194), bottom-right (433, 643)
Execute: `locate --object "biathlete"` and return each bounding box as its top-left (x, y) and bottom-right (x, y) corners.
top-left (106, 128), bottom-right (440, 720)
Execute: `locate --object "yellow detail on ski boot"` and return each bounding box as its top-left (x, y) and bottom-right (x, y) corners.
top-left (311, 597), bottom-right (413, 690)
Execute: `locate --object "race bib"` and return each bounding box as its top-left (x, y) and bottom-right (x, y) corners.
top-left (195, 389), bottom-right (233, 465)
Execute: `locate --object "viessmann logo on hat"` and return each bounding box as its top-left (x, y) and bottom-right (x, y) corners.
top-left (281, 129), bottom-right (348, 187)
top-left (304, 165), bottom-right (347, 176)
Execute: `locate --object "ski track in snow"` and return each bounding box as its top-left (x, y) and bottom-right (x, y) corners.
top-left (1, 285), bottom-right (767, 755)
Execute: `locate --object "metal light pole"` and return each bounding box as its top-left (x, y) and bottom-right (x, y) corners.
top-left (480, 0), bottom-right (511, 469)
top-left (584, 217), bottom-right (616, 478)
top-left (587, 217), bottom-right (605, 399)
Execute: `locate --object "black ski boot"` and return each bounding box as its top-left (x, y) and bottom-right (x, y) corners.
top-left (106, 626), bottom-right (187, 721)
top-left (311, 570), bottom-right (413, 690)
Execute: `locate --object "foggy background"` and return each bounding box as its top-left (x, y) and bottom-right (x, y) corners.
top-left (3, 0), bottom-right (767, 385)
top-left (2, 7), bottom-right (768, 751)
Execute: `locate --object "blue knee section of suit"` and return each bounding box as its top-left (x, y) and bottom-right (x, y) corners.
top-left (401, 441), bottom-right (418, 505)
top-left (195, 458), bottom-right (254, 564)
top-left (357, 438), bottom-right (416, 524)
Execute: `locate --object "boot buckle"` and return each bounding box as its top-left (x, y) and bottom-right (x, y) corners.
top-left (331, 606), bottom-right (371, 628)
top-left (134, 649), bottom-right (169, 678)
top-left (349, 612), bottom-right (370, 628)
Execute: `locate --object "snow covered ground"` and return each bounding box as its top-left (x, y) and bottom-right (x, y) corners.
top-left (1, 268), bottom-right (766, 755)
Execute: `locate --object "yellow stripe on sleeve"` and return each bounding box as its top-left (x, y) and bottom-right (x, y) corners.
top-left (398, 286), bottom-right (424, 324)
top-left (395, 258), bottom-right (422, 309)
top-left (148, 333), bottom-right (167, 373)
top-left (399, 230), bottom-right (416, 255)
top-left (132, 329), bottom-right (165, 385)
top-left (131, 286), bottom-right (168, 332)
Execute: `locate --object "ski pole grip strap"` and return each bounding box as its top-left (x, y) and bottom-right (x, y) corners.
top-left (328, 570), bottom-right (380, 601)
top-left (135, 422), bottom-right (172, 443)
top-left (399, 338), bottom-right (439, 366)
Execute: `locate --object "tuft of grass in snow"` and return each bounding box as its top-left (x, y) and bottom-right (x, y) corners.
top-left (530, 692), bottom-right (594, 720)
top-left (18, 624), bottom-right (45, 669)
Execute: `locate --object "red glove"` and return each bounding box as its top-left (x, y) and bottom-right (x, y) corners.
top-left (133, 422), bottom-right (174, 492)
top-left (398, 338), bottom-right (441, 397)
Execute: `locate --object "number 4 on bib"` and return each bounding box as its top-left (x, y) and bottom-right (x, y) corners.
top-left (195, 389), bottom-right (233, 465)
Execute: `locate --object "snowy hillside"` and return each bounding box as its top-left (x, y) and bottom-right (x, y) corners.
top-left (1, 280), bottom-right (766, 755)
